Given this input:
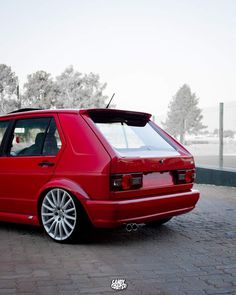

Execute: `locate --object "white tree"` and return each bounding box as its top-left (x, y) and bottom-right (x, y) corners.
top-left (55, 66), bottom-right (108, 108)
top-left (0, 64), bottom-right (19, 114)
top-left (22, 71), bottom-right (58, 109)
top-left (80, 72), bottom-right (108, 108)
top-left (55, 66), bottom-right (82, 108)
top-left (163, 84), bottom-right (206, 143)
top-left (1, 65), bottom-right (109, 111)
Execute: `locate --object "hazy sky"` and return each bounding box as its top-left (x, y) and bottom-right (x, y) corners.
top-left (1, 0), bottom-right (236, 118)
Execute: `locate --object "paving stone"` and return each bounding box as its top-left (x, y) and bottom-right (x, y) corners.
top-left (37, 285), bottom-right (58, 295)
top-left (0, 289), bottom-right (16, 295)
top-left (16, 281), bottom-right (36, 293)
top-left (0, 280), bottom-right (16, 289)
top-left (0, 184), bottom-right (235, 295)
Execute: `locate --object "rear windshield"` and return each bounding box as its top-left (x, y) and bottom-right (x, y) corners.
top-left (96, 121), bottom-right (179, 156)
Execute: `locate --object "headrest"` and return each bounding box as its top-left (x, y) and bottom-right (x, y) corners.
top-left (35, 133), bottom-right (45, 146)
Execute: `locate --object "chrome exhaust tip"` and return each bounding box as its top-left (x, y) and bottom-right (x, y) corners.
top-left (132, 223), bottom-right (138, 231)
top-left (125, 223), bottom-right (138, 232)
top-left (126, 223), bottom-right (133, 232)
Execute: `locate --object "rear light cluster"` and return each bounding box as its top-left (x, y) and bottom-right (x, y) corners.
top-left (174, 169), bottom-right (196, 184)
top-left (111, 173), bottom-right (143, 191)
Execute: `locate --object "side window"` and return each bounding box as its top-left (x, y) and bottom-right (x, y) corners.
top-left (0, 121), bottom-right (9, 147)
top-left (10, 117), bottom-right (61, 157)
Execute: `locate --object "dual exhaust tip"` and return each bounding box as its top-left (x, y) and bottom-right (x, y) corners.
top-left (125, 223), bottom-right (138, 232)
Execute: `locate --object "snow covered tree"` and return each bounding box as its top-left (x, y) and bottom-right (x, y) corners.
top-left (22, 71), bottom-right (58, 109)
top-left (0, 64), bottom-right (19, 114)
top-left (54, 66), bottom-right (82, 108)
top-left (55, 66), bottom-right (108, 108)
top-left (163, 84), bottom-right (206, 143)
top-left (80, 72), bottom-right (108, 108)
top-left (1, 65), bottom-right (109, 111)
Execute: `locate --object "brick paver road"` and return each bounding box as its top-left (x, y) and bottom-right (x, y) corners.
top-left (0, 184), bottom-right (235, 295)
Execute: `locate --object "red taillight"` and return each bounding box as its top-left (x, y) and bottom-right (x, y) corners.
top-left (111, 173), bottom-right (143, 191)
top-left (175, 169), bottom-right (196, 184)
top-left (185, 170), bottom-right (195, 183)
top-left (121, 174), bottom-right (132, 190)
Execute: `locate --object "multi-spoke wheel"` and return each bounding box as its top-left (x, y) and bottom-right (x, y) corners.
top-left (41, 188), bottom-right (79, 242)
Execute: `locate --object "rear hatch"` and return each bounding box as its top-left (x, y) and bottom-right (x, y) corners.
top-left (82, 109), bottom-right (196, 199)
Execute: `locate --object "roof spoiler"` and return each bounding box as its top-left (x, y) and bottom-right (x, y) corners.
top-left (83, 109), bottom-right (151, 127)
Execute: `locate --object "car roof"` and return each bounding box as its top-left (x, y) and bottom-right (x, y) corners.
top-left (0, 108), bottom-right (151, 120)
top-left (0, 109), bottom-right (79, 119)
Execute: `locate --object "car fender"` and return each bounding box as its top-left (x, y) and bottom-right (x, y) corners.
top-left (37, 178), bottom-right (92, 221)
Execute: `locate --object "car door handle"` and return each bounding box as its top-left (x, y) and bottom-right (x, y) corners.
top-left (38, 160), bottom-right (55, 167)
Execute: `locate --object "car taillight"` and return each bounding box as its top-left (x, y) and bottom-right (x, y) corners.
top-left (174, 169), bottom-right (196, 184)
top-left (111, 173), bottom-right (143, 191)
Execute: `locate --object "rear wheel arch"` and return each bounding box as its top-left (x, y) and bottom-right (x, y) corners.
top-left (38, 186), bottom-right (93, 242)
top-left (37, 179), bottom-right (91, 225)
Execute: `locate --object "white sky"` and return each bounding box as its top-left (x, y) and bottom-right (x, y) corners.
top-left (1, 0), bottom-right (236, 118)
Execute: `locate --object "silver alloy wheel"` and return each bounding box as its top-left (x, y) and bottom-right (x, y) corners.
top-left (41, 188), bottom-right (77, 241)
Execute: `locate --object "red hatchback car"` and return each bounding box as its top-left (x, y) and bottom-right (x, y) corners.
top-left (0, 108), bottom-right (199, 242)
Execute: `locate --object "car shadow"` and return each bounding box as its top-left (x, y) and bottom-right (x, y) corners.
top-left (78, 223), bottom-right (178, 245)
top-left (0, 221), bottom-right (44, 236)
top-left (0, 221), bottom-right (178, 245)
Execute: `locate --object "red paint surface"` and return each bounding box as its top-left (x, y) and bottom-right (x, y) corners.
top-left (0, 109), bottom-right (200, 228)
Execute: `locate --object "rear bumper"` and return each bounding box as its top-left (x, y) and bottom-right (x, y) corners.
top-left (84, 189), bottom-right (200, 228)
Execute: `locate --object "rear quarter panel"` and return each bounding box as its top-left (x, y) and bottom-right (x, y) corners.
top-left (54, 113), bottom-right (111, 200)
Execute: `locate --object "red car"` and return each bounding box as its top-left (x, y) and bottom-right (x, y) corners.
top-left (0, 108), bottom-right (199, 242)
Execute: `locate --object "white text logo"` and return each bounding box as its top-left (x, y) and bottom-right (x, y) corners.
top-left (110, 279), bottom-right (128, 291)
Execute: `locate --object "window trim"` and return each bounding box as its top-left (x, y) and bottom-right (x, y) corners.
top-left (0, 113), bottom-right (66, 159)
top-left (8, 117), bottom-right (52, 157)
top-left (1, 116), bottom-right (62, 158)
top-left (0, 120), bottom-right (15, 156)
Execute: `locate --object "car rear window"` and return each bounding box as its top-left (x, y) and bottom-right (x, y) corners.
top-left (96, 121), bottom-right (179, 156)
